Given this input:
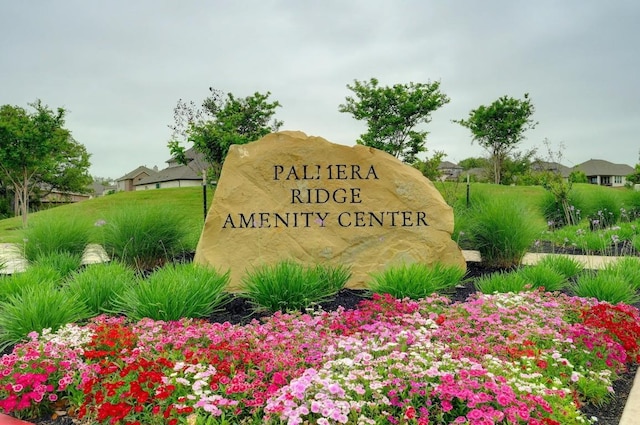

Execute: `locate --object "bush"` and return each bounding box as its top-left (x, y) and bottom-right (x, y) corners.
top-left (22, 215), bottom-right (91, 261)
top-left (241, 260), bottom-right (350, 313)
top-left (540, 191), bottom-right (583, 228)
top-left (31, 251), bottom-right (84, 280)
top-left (0, 265), bottom-right (65, 303)
top-left (66, 262), bottom-right (138, 316)
top-left (467, 197), bottom-right (543, 268)
top-left (475, 271), bottom-right (529, 294)
top-left (515, 264), bottom-right (568, 292)
top-left (601, 257), bottom-right (640, 291)
top-left (572, 271), bottom-right (640, 305)
top-left (112, 263), bottom-right (229, 321)
top-left (100, 205), bottom-right (190, 271)
top-left (0, 284), bottom-right (90, 350)
top-left (536, 255), bottom-right (584, 280)
top-left (369, 262), bottom-right (465, 300)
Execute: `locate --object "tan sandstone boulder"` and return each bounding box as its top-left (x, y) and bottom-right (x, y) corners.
top-left (194, 131), bottom-right (466, 291)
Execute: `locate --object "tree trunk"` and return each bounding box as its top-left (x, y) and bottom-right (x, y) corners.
top-left (20, 169), bottom-right (29, 227)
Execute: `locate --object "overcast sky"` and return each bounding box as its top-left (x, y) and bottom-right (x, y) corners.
top-left (2, 1), bottom-right (639, 179)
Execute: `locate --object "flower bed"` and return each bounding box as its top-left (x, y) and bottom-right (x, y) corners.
top-left (1, 290), bottom-right (639, 424)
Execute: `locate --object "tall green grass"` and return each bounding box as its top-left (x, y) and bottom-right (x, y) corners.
top-left (369, 262), bottom-right (465, 300)
top-left (572, 271), bottom-right (639, 305)
top-left (100, 205), bottom-right (192, 271)
top-left (112, 263), bottom-right (229, 321)
top-left (66, 262), bottom-right (138, 316)
top-left (21, 215), bottom-right (91, 261)
top-left (241, 260), bottom-right (350, 313)
top-left (0, 284), bottom-right (90, 350)
top-left (465, 197), bottom-right (544, 268)
top-left (0, 264), bottom-right (66, 303)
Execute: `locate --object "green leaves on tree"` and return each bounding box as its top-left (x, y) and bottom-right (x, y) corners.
top-left (339, 78), bottom-right (450, 163)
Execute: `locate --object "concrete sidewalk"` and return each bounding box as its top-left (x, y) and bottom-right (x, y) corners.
top-left (0, 243), bottom-right (108, 275)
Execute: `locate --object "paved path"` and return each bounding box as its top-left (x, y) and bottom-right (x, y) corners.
top-left (0, 243), bottom-right (109, 275)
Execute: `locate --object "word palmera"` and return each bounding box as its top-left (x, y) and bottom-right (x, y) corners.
top-left (222, 210), bottom-right (429, 229)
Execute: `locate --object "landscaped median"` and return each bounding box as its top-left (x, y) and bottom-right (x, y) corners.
top-left (1, 290), bottom-right (639, 424)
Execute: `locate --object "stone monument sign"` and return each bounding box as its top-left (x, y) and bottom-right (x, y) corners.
top-left (194, 131), bottom-right (466, 291)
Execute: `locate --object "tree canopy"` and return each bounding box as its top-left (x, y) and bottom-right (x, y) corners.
top-left (339, 78), bottom-right (450, 163)
top-left (168, 88), bottom-right (283, 180)
top-left (0, 100), bottom-right (91, 225)
top-left (454, 93), bottom-right (537, 184)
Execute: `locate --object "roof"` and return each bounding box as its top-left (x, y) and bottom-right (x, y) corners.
top-left (135, 164), bottom-right (202, 185)
top-left (438, 161), bottom-right (462, 170)
top-left (531, 161), bottom-right (573, 178)
top-left (116, 166), bottom-right (157, 181)
top-left (574, 159), bottom-right (634, 176)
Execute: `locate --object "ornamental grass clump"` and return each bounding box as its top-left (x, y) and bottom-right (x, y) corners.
top-left (100, 205), bottom-right (190, 272)
top-left (0, 264), bottom-right (64, 303)
top-left (536, 254), bottom-right (584, 280)
top-left (22, 215), bottom-right (91, 261)
top-left (241, 260), bottom-right (350, 313)
top-left (572, 271), bottom-right (640, 305)
top-left (66, 261), bottom-right (138, 316)
top-left (467, 197), bottom-right (543, 267)
top-left (31, 251), bottom-right (83, 279)
top-left (112, 263), bottom-right (229, 321)
top-left (515, 263), bottom-right (569, 292)
top-left (474, 270), bottom-right (529, 294)
top-left (368, 262), bottom-right (465, 300)
top-left (602, 257), bottom-right (640, 291)
top-left (0, 283), bottom-right (90, 350)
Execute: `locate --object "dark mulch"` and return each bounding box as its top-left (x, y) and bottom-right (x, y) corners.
top-left (26, 260), bottom-right (639, 424)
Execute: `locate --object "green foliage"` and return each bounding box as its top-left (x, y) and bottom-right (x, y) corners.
top-left (31, 251), bottom-right (83, 279)
top-left (0, 100), bottom-right (92, 226)
top-left (241, 260), bottom-right (350, 313)
top-left (100, 205), bottom-right (190, 271)
top-left (22, 214), bottom-right (91, 261)
top-left (457, 157), bottom-right (489, 171)
top-left (339, 78), bottom-right (450, 163)
top-left (168, 89), bottom-right (282, 180)
top-left (113, 263), bottom-right (229, 321)
top-left (454, 93), bottom-right (537, 184)
top-left (474, 270), bottom-right (529, 294)
top-left (515, 264), bottom-right (568, 292)
top-left (601, 257), bottom-right (640, 291)
top-left (0, 265), bottom-right (65, 303)
top-left (66, 262), bottom-right (138, 316)
top-left (569, 170), bottom-right (588, 183)
top-left (572, 271), bottom-right (640, 305)
top-left (0, 283), bottom-right (90, 350)
top-left (536, 255), bottom-right (584, 280)
top-left (466, 197), bottom-right (543, 268)
top-left (412, 151), bottom-right (446, 181)
top-left (369, 262), bottom-right (465, 300)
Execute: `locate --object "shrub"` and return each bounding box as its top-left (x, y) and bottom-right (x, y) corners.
top-left (601, 257), bottom-right (640, 291)
top-left (540, 191), bottom-right (583, 228)
top-left (515, 264), bottom-right (568, 292)
top-left (368, 262), bottom-right (465, 300)
top-left (66, 262), bottom-right (138, 316)
top-left (100, 205), bottom-right (190, 271)
top-left (467, 197), bottom-right (543, 268)
top-left (31, 251), bottom-right (84, 280)
top-left (112, 263), bottom-right (229, 321)
top-left (241, 260), bottom-right (350, 313)
top-left (0, 284), bottom-right (90, 350)
top-left (474, 270), bottom-right (529, 294)
top-left (0, 265), bottom-right (64, 303)
top-left (572, 271), bottom-right (640, 305)
top-left (22, 215), bottom-right (91, 261)
top-left (536, 255), bottom-right (584, 280)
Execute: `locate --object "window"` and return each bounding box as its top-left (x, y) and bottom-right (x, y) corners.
top-left (615, 176), bottom-right (623, 184)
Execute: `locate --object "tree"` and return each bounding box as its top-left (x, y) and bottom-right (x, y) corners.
top-left (338, 78), bottom-right (450, 163)
top-left (168, 88), bottom-right (283, 180)
top-left (454, 94), bottom-right (537, 184)
top-left (458, 157), bottom-right (490, 171)
top-left (412, 151), bottom-right (446, 181)
top-left (0, 100), bottom-right (92, 226)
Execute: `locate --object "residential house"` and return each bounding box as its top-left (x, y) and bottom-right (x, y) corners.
top-left (573, 159), bottom-right (634, 187)
top-left (134, 148), bottom-right (209, 190)
top-left (116, 166), bottom-right (158, 191)
top-left (530, 161), bottom-right (573, 180)
top-left (437, 161), bottom-right (464, 181)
